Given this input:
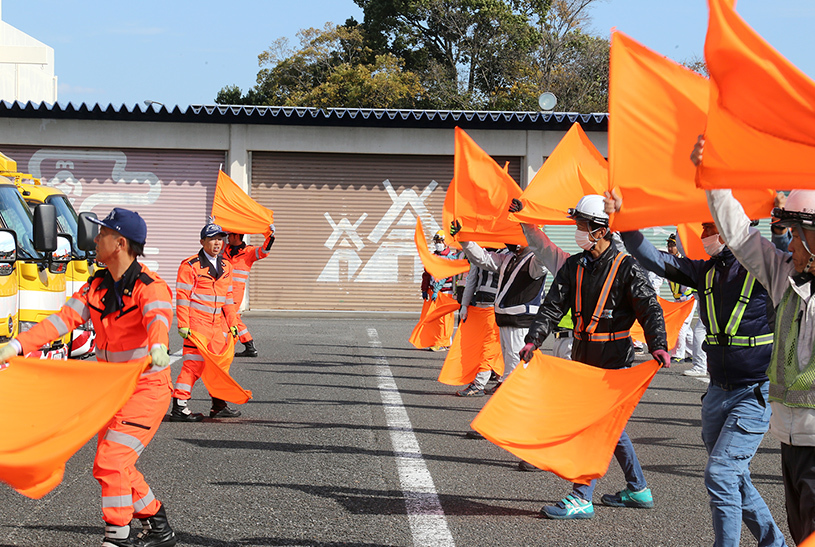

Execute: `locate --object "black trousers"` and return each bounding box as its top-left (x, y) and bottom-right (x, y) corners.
top-left (781, 442), bottom-right (815, 544)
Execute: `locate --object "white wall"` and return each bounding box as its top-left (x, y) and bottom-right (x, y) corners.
top-left (0, 19), bottom-right (57, 104)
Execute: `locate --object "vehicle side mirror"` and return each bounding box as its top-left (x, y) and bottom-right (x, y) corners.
top-left (49, 234), bottom-right (71, 273)
top-left (33, 203), bottom-right (57, 253)
top-left (77, 212), bottom-right (98, 252)
top-left (0, 229), bottom-right (17, 275)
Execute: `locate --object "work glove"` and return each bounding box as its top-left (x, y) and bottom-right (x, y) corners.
top-left (459, 306), bottom-right (468, 323)
top-left (0, 342), bottom-right (19, 364)
top-left (652, 349), bottom-right (671, 368)
top-left (450, 220), bottom-right (462, 237)
top-left (230, 326), bottom-right (238, 337)
top-left (431, 291), bottom-right (438, 301)
top-left (178, 327), bottom-right (191, 339)
top-left (269, 224), bottom-right (275, 234)
top-left (508, 198), bottom-right (524, 213)
top-left (422, 291), bottom-right (429, 300)
top-left (519, 342), bottom-right (536, 363)
top-left (150, 344), bottom-right (170, 369)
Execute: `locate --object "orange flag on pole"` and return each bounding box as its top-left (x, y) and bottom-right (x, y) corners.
top-left (211, 170), bottom-right (274, 236)
top-left (188, 331), bottom-right (252, 405)
top-left (408, 293), bottom-right (459, 349)
top-left (471, 353), bottom-right (660, 484)
top-left (450, 127), bottom-right (527, 246)
top-left (677, 223), bottom-right (707, 261)
top-left (438, 306), bottom-right (503, 385)
top-left (609, 30), bottom-right (773, 231)
top-left (630, 297), bottom-right (696, 351)
top-left (0, 356), bottom-right (145, 499)
top-left (414, 218), bottom-right (470, 280)
top-left (508, 123), bottom-right (608, 226)
top-left (698, 0), bottom-right (815, 190)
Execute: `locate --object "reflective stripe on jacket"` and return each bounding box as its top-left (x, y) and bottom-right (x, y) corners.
top-left (176, 250), bottom-right (240, 332)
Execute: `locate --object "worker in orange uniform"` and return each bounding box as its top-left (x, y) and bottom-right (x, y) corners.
top-left (223, 225), bottom-right (275, 357)
top-left (0, 208), bottom-right (177, 547)
top-left (170, 223), bottom-right (242, 422)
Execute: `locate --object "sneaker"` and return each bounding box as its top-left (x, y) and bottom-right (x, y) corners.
top-left (210, 406), bottom-right (242, 418)
top-left (682, 367), bottom-right (708, 377)
top-left (429, 345), bottom-right (448, 352)
top-left (518, 460), bottom-right (542, 472)
top-left (600, 487), bottom-right (654, 508)
top-left (540, 494), bottom-right (594, 519)
top-left (456, 384), bottom-right (485, 397)
top-left (485, 382), bottom-right (502, 395)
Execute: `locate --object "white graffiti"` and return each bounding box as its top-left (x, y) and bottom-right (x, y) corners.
top-left (317, 213), bottom-right (368, 282)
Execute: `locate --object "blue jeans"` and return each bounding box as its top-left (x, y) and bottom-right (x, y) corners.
top-left (572, 429), bottom-right (646, 501)
top-left (701, 382), bottom-right (786, 547)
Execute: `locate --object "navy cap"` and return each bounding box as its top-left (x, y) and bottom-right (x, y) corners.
top-left (89, 208), bottom-right (147, 245)
top-left (200, 223), bottom-right (227, 239)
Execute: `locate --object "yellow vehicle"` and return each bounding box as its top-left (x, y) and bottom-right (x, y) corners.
top-left (0, 154), bottom-right (71, 359)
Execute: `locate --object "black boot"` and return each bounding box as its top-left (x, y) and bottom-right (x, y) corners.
top-left (102, 523), bottom-right (135, 546)
top-left (210, 397), bottom-right (241, 418)
top-left (235, 340), bottom-right (258, 357)
top-left (169, 398), bottom-right (204, 422)
top-left (134, 503), bottom-right (176, 547)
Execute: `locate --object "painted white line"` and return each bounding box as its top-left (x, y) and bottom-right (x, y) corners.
top-left (367, 328), bottom-right (455, 547)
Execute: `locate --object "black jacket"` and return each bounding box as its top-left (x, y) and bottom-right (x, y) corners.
top-left (526, 242), bottom-right (667, 369)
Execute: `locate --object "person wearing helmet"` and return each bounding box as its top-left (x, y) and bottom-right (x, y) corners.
top-left (663, 233), bottom-right (698, 367)
top-left (514, 194), bottom-right (669, 520)
top-left (418, 230), bottom-right (461, 351)
top-left (609, 190), bottom-right (786, 547)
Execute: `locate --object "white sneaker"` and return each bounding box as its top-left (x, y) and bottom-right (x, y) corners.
top-left (683, 367), bottom-right (708, 377)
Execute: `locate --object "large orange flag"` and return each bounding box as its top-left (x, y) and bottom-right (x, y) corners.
top-left (408, 293), bottom-right (459, 349)
top-left (677, 223), bottom-right (707, 261)
top-left (630, 296), bottom-right (696, 351)
top-left (0, 356), bottom-right (145, 499)
top-left (698, 0), bottom-right (815, 190)
top-left (188, 331), bottom-right (252, 405)
top-left (608, 30), bottom-right (773, 231)
top-left (471, 353), bottom-right (660, 484)
top-left (450, 127), bottom-right (527, 246)
top-left (438, 306), bottom-right (503, 385)
top-left (211, 170), bottom-right (275, 236)
top-left (508, 123), bottom-right (608, 226)
top-left (414, 218), bottom-right (470, 280)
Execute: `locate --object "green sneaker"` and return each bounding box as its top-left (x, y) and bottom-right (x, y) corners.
top-left (600, 487), bottom-right (653, 508)
top-left (540, 494), bottom-right (595, 519)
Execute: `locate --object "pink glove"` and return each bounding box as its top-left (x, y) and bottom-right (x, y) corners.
top-left (519, 342), bottom-right (536, 363)
top-left (652, 349), bottom-right (671, 368)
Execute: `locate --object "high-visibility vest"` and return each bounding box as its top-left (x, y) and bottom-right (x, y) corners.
top-left (573, 252), bottom-right (631, 342)
top-left (473, 266), bottom-right (500, 306)
top-left (703, 267), bottom-right (773, 348)
top-left (669, 280), bottom-right (693, 301)
top-left (768, 286), bottom-right (815, 407)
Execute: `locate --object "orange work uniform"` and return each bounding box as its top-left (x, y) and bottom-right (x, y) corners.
top-left (15, 260), bottom-right (174, 526)
top-left (223, 234), bottom-right (273, 343)
top-left (173, 250), bottom-right (239, 399)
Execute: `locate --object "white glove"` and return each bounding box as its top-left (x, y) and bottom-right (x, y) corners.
top-left (269, 224), bottom-right (275, 234)
top-left (178, 327), bottom-right (190, 339)
top-left (150, 344), bottom-right (170, 369)
top-left (459, 306), bottom-right (468, 322)
top-left (0, 342), bottom-right (18, 364)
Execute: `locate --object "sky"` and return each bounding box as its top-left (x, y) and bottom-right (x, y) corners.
top-left (4, 0), bottom-right (815, 110)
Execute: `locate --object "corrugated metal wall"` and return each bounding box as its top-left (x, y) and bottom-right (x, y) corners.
top-left (0, 145), bottom-right (226, 297)
top-left (250, 151), bottom-right (522, 311)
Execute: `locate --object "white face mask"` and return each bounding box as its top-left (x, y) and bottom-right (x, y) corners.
top-left (574, 229), bottom-right (595, 251)
top-left (434, 242), bottom-right (445, 252)
top-left (702, 234), bottom-right (725, 256)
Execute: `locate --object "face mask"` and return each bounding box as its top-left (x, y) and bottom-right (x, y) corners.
top-left (575, 229), bottom-right (595, 251)
top-left (434, 243), bottom-right (445, 252)
top-left (702, 234), bottom-right (725, 256)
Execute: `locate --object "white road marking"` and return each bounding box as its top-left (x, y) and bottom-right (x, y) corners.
top-left (367, 328), bottom-right (455, 547)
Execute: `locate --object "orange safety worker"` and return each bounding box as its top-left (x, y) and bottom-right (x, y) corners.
top-left (170, 223), bottom-right (242, 422)
top-left (0, 208), bottom-right (177, 547)
top-left (223, 225), bottom-right (275, 357)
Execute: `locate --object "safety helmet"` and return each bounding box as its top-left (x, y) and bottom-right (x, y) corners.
top-left (667, 233), bottom-right (677, 246)
top-left (772, 190), bottom-right (815, 230)
top-left (568, 195), bottom-right (609, 228)
top-left (433, 230), bottom-right (446, 242)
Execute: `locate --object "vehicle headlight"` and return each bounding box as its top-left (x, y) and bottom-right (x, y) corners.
top-left (18, 321), bottom-right (36, 333)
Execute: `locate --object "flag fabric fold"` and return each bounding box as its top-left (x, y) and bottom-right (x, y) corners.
top-left (414, 218), bottom-right (470, 280)
top-left (438, 306), bottom-right (503, 385)
top-left (211, 170), bottom-right (275, 236)
top-left (471, 353), bottom-right (660, 484)
top-left (630, 296), bottom-right (697, 351)
top-left (188, 331), bottom-right (252, 405)
top-left (408, 293), bottom-right (459, 349)
top-left (0, 356), bottom-right (146, 499)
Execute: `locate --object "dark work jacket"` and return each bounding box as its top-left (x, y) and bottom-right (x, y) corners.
top-left (621, 230), bottom-right (773, 386)
top-left (526, 242), bottom-right (667, 369)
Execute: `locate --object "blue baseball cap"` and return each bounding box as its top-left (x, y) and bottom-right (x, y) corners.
top-left (200, 223), bottom-right (227, 239)
top-left (89, 208), bottom-right (147, 245)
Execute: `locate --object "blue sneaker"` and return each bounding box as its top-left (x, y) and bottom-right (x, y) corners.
top-left (600, 487), bottom-right (653, 508)
top-left (540, 494), bottom-right (594, 519)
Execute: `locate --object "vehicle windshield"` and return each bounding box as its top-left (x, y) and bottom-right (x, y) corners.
top-left (0, 185), bottom-right (39, 259)
top-left (45, 194), bottom-right (85, 259)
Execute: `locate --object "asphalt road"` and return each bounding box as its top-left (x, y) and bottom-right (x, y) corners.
top-left (0, 315), bottom-right (794, 546)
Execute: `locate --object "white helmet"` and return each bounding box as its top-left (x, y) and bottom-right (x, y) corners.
top-left (773, 190), bottom-right (815, 229)
top-left (568, 195), bottom-right (609, 227)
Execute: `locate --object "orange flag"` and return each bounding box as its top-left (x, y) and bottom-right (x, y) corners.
top-left (630, 297), bottom-right (696, 351)
top-left (0, 356), bottom-right (145, 499)
top-left (414, 218), bottom-right (470, 280)
top-left (698, 0), bottom-right (815, 190)
top-left (509, 123), bottom-right (609, 226)
top-left (188, 331), bottom-right (252, 405)
top-left (408, 293), bottom-right (459, 349)
top-left (677, 223), bottom-right (707, 261)
top-left (438, 306), bottom-right (503, 385)
top-left (608, 30), bottom-right (773, 231)
top-left (471, 353), bottom-right (660, 484)
top-left (211, 170), bottom-right (274, 236)
top-left (450, 127), bottom-right (527, 246)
